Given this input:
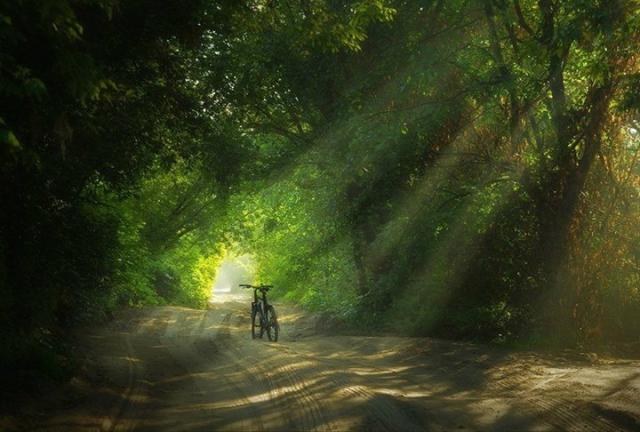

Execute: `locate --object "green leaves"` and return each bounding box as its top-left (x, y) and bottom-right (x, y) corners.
top-left (0, 117), bottom-right (20, 151)
top-left (2, 0), bottom-right (640, 359)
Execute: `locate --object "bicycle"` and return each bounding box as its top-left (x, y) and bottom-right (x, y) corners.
top-left (239, 284), bottom-right (280, 342)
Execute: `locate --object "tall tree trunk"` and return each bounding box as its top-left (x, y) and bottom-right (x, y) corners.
top-left (531, 0), bottom-right (619, 341)
top-left (535, 82), bottom-right (613, 339)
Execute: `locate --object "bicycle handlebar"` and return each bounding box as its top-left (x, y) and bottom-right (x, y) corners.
top-left (239, 284), bottom-right (273, 290)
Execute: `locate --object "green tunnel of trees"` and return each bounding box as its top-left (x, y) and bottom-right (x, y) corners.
top-left (1, 0), bottom-right (640, 386)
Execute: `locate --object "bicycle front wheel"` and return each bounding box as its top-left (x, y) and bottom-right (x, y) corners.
top-left (265, 306), bottom-right (279, 342)
top-left (252, 308), bottom-right (264, 339)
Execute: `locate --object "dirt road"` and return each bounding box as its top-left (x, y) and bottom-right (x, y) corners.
top-left (33, 292), bottom-right (640, 431)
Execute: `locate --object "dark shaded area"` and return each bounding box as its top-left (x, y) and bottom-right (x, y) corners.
top-left (1, 0), bottom-right (640, 412)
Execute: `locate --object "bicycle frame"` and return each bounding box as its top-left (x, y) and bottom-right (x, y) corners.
top-left (252, 288), bottom-right (270, 312)
top-left (241, 284), bottom-right (279, 341)
top-left (252, 288), bottom-right (272, 335)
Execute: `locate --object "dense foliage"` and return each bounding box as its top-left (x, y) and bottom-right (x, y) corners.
top-left (2, 0), bottom-right (640, 392)
top-left (223, 0), bottom-right (640, 345)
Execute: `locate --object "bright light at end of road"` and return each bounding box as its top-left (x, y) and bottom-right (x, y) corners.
top-left (210, 254), bottom-right (255, 300)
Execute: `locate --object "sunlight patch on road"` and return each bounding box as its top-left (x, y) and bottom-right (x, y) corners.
top-left (350, 366), bottom-right (412, 376)
top-left (210, 291), bottom-right (252, 304)
top-left (267, 360), bottom-right (315, 374)
top-left (115, 355), bottom-right (143, 364)
top-left (247, 392), bottom-right (272, 404)
top-left (339, 385), bottom-right (372, 400)
top-left (378, 389), bottom-right (431, 398)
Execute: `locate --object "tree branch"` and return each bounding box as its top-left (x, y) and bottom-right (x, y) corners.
top-left (513, 0), bottom-right (534, 36)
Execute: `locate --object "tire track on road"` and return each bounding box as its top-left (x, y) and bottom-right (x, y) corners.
top-left (211, 308), bottom-right (333, 431)
top-left (489, 364), bottom-right (620, 432)
top-left (225, 308), bottom-right (332, 431)
top-left (202, 311), bottom-right (267, 431)
top-left (272, 341), bottom-right (424, 431)
top-left (99, 335), bottom-right (145, 432)
top-left (257, 343), bottom-right (332, 432)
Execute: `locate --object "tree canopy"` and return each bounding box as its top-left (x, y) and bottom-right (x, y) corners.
top-left (2, 0), bottom-right (640, 389)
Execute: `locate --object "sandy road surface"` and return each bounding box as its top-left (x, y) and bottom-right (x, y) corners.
top-left (33, 292), bottom-right (640, 431)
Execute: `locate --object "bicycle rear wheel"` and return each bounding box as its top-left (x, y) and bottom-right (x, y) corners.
top-left (265, 306), bottom-right (279, 342)
top-left (251, 308), bottom-right (264, 339)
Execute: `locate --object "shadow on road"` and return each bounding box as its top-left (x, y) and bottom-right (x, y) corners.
top-left (29, 298), bottom-right (640, 432)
